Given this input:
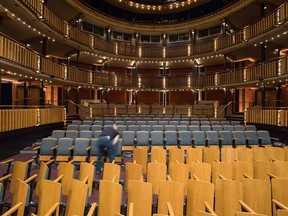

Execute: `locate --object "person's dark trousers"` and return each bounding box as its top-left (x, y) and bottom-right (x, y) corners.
top-left (96, 136), bottom-right (116, 172)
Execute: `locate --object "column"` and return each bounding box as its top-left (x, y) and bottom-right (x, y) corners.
top-left (261, 84), bottom-right (266, 107)
top-left (76, 51), bottom-right (80, 67)
top-left (0, 75), bottom-right (2, 104)
top-left (42, 37), bottom-right (47, 56)
top-left (135, 33), bottom-right (139, 47)
top-left (198, 90), bottom-right (203, 102)
top-left (107, 28), bottom-right (111, 41)
top-left (276, 85), bottom-right (281, 107)
top-left (224, 54), bottom-right (228, 71)
top-left (0, 17), bottom-right (3, 33)
top-left (66, 87), bottom-right (70, 112)
top-left (75, 86), bottom-right (79, 114)
top-left (190, 29), bottom-right (196, 44)
top-left (24, 82), bottom-right (29, 106)
top-left (106, 89), bottom-right (110, 104)
top-left (162, 33), bottom-right (167, 47)
top-left (223, 88), bottom-right (227, 115)
top-left (222, 19), bottom-right (227, 36)
top-left (99, 89), bottom-right (103, 102)
top-left (40, 81), bottom-right (45, 105)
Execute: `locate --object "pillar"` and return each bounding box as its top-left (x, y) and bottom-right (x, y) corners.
top-left (76, 51), bottom-right (80, 67)
top-left (66, 87), bottom-right (70, 112)
top-left (24, 82), bottom-right (29, 106)
top-left (75, 86), bottom-right (79, 114)
top-left (0, 17), bottom-right (3, 33)
top-left (276, 85), bottom-right (281, 107)
top-left (198, 90), bottom-right (203, 102)
top-left (162, 33), bottom-right (167, 47)
top-left (0, 75), bottom-right (2, 104)
top-left (40, 81), bottom-right (45, 105)
top-left (191, 29), bottom-right (196, 44)
top-left (261, 84), bottom-right (266, 107)
top-left (42, 37), bottom-right (47, 56)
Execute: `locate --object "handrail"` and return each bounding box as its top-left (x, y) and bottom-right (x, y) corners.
top-left (67, 99), bottom-right (89, 114)
top-left (218, 101), bottom-right (233, 117)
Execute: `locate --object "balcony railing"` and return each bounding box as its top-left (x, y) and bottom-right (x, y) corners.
top-left (15, 0), bottom-right (288, 59)
top-left (1, 33), bottom-right (288, 89)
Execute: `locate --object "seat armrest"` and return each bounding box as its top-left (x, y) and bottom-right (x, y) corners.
top-left (2, 202), bottom-right (23, 216)
top-left (272, 199), bottom-right (288, 210)
top-left (87, 203), bottom-right (98, 216)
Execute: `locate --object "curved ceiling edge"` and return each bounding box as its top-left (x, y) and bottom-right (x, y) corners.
top-left (65, 0), bottom-right (255, 33)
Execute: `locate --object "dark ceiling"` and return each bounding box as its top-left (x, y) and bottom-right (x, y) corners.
top-left (81, 0), bottom-right (237, 24)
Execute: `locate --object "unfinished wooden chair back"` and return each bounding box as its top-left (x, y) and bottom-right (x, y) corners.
top-left (65, 179), bottom-right (96, 216)
top-left (237, 147), bottom-right (253, 162)
top-left (124, 162), bottom-right (143, 192)
top-left (203, 147), bottom-right (220, 165)
top-left (272, 161), bottom-right (288, 179)
top-left (212, 162), bottom-right (233, 184)
top-left (133, 148), bottom-right (148, 174)
top-left (215, 179), bottom-right (243, 216)
top-left (169, 147), bottom-right (185, 164)
top-left (186, 147), bottom-right (203, 163)
top-left (253, 147), bottom-right (270, 161)
top-left (57, 162), bottom-right (74, 196)
top-left (186, 179), bottom-right (214, 216)
top-left (253, 161), bottom-right (273, 181)
top-left (188, 162), bottom-right (211, 182)
top-left (79, 162), bottom-right (95, 197)
top-left (169, 161), bottom-right (189, 194)
top-left (271, 178), bottom-right (288, 216)
top-left (221, 147), bottom-right (238, 162)
top-left (151, 148), bottom-right (166, 164)
top-left (103, 162), bottom-right (121, 183)
top-left (2, 179), bottom-right (29, 216)
top-left (266, 147), bottom-right (285, 161)
top-left (157, 180), bottom-right (185, 216)
top-left (242, 178), bottom-right (272, 216)
top-left (35, 162), bottom-right (50, 196)
top-left (147, 162), bottom-right (167, 195)
top-left (233, 161), bottom-right (253, 181)
top-left (284, 147), bottom-right (288, 161)
top-left (9, 161), bottom-right (29, 193)
top-left (127, 180), bottom-right (153, 216)
top-left (197, 202), bottom-right (217, 216)
top-left (37, 180), bottom-right (62, 216)
top-left (98, 179), bottom-right (122, 216)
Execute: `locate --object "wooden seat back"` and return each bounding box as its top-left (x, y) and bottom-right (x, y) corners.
top-left (35, 162), bottom-right (49, 196)
top-left (133, 148), bottom-right (148, 174)
top-left (212, 162), bottom-right (233, 184)
top-left (157, 180), bottom-right (185, 216)
top-left (187, 180), bottom-right (214, 216)
top-left (124, 162), bottom-right (143, 192)
top-left (233, 161), bottom-right (253, 181)
top-left (151, 148), bottom-right (166, 164)
top-left (57, 162), bottom-right (74, 195)
top-left (79, 162), bottom-right (95, 197)
top-left (103, 162), bottom-right (121, 183)
top-left (272, 161), bottom-right (288, 179)
top-left (169, 162), bottom-right (189, 194)
top-left (169, 147), bottom-right (185, 164)
top-left (188, 162), bottom-right (211, 182)
top-left (186, 147), bottom-right (203, 163)
top-left (253, 161), bottom-right (273, 181)
top-left (221, 147), bottom-right (238, 162)
top-left (127, 180), bottom-right (153, 216)
top-left (9, 161), bottom-right (28, 193)
top-left (98, 180), bottom-right (122, 216)
top-left (203, 147), bottom-right (220, 165)
top-left (147, 162), bottom-right (167, 195)
top-left (271, 178), bottom-right (288, 216)
top-left (237, 147), bottom-right (253, 162)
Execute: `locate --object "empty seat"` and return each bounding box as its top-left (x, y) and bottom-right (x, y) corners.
top-left (165, 125), bottom-right (176, 131)
top-left (223, 125), bottom-right (234, 132)
top-left (140, 125), bottom-right (152, 132)
top-left (234, 125), bottom-right (245, 132)
top-left (221, 121), bottom-right (230, 126)
top-left (201, 125), bottom-right (211, 132)
top-left (169, 121), bottom-right (179, 126)
top-left (115, 120), bottom-right (125, 125)
top-left (164, 131), bottom-right (178, 147)
top-left (117, 125), bottom-right (127, 136)
top-left (72, 120), bottom-right (82, 125)
top-left (178, 131), bottom-right (192, 147)
top-left (151, 131), bottom-right (164, 147)
top-left (65, 130), bottom-right (79, 139)
top-left (79, 125), bottom-right (90, 131)
top-left (79, 130), bottom-right (93, 138)
top-left (231, 121), bottom-right (241, 125)
top-left (177, 125), bottom-right (188, 131)
top-left (82, 120), bottom-right (93, 126)
top-left (137, 120), bottom-right (147, 126)
top-left (122, 131), bottom-right (136, 150)
top-left (219, 131), bottom-right (233, 147)
top-left (180, 121), bottom-right (189, 126)
top-left (38, 137), bottom-right (58, 161)
top-left (245, 125), bottom-right (257, 131)
top-left (210, 121), bottom-right (220, 125)
top-left (67, 124), bottom-right (79, 131)
top-left (147, 121), bottom-right (157, 125)
top-left (212, 125), bottom-right (223, 132)
top-left (245, 131), bottom-right (260, 146)
top-left (136, 131), bottom-right (150, 147)
top-left (192, 131), bottom-right (206, 146)
top-left (93, 120), bottom-right (103, 125)
top-left (232, 131), bottom-right (247, 146)
top-left (158, 121), bottom-right (168, 126)
top-left (190, 121), bottom-right (200, 125)
top-left (91, 125), bottom-right (102, 131)
top-left (189, 125), bottom-right (200, 132)
top-left (73, 138), bottom-right (91, 162)
top-left (257, 130), bottom-right (273, 145)
top-left (128, 125), bottom-right (139, 132)
top-left (153, 125), bottom-right (164, 131)
top-left (56, 138), bottom-right (74, 161)
top-left (201, 121), bottom-right (210, 126)
top-left (51, 130), bottom-right (65, 139)
top-left (205, 131), bottom-right (219, 146)
top-left (104, 120), bottom-right (114, 125)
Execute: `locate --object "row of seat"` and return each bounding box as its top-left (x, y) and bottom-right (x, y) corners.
top-left (36, 137), bottom-right (122, 163)
top-left (120, 130), bottom-right (274, 148)
top-left (66, 124), bottom-right (253, 132)
top-left (2, 156), bottom-right (287, 216)
top-left (72, 119), bottom-right (239, 126)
